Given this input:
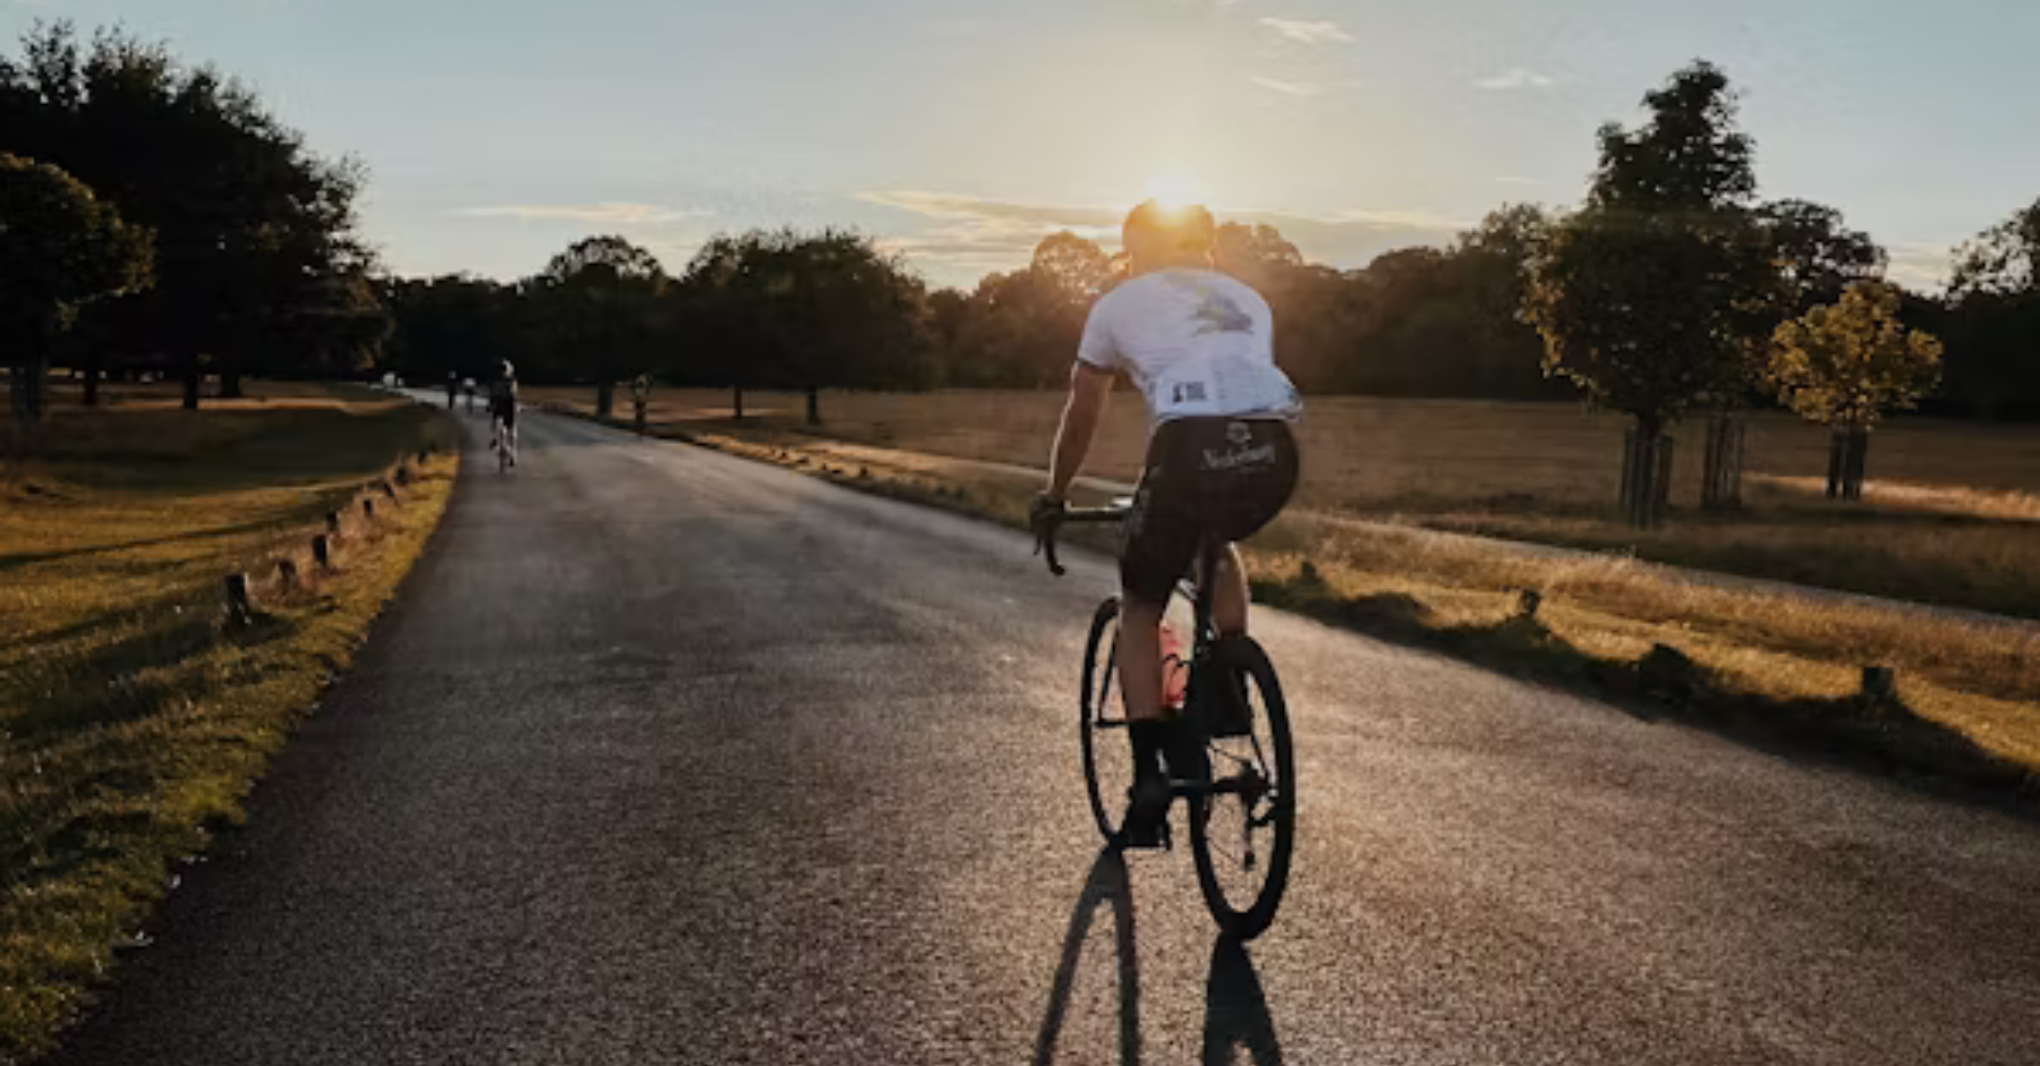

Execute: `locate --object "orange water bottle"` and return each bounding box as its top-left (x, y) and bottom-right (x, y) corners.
top-left (1159, 622), bottom-right (1189, 712)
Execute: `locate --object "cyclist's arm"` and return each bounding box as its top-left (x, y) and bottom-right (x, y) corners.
top-left (1047, 362), bottom-right (1112, 503)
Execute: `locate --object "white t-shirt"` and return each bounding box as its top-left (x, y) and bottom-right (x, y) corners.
top-left (1077, 268), bottom-right (1301, 428)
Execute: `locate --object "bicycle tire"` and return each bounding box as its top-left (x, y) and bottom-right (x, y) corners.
top-left (1188, 635), bottom-right (1295, 940)
top-left (1079, 595), bottom-right (1132, 843)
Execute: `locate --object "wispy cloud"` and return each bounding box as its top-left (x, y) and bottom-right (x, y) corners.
top-left (1257, 17), bottom-right (1353, 45)
top-left (862, 190), bottom-right (1467, 281)
top-left (1887, 242), bottom-right (1953, 293)
top-left (859, 191), bottom-right (1118, 274)
top-left (1472, 68), bottom-right (1556, 91)
top-left (1249, 76), bottom-right (1325, 97)
top-left (453, 203), bottom-right (713, 225)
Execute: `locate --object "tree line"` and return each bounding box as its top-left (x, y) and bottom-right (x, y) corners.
top-left (2, 23), bottom-right (384, 421)
top-left (5, 22), bottom-right (2038, 483)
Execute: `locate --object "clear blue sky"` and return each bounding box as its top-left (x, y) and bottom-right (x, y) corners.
top-left (7, 0), bottom-right (2035, 289)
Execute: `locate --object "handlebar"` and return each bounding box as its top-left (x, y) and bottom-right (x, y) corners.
top-left (1033, 505), bottom-right (1128, 577)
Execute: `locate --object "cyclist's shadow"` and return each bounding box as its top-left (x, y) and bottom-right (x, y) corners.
top-left (1031, 847), bottom-right (1285, 1066)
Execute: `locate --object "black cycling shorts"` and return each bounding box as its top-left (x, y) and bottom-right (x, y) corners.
top-left (491, 398), bottom-right (517, 429)
top-left (1120, 417), bottom-right (1299, 604)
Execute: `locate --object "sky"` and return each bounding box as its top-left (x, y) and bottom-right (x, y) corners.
top-left (6, 0), bottom-right (2037, 290)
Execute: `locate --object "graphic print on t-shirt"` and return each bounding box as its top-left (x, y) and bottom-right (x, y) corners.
top-left (1173, 275), bottom-right (1255, 337)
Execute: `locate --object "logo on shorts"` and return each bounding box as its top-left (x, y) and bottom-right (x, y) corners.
top-left (1202, 444), bottom-right (1276, 472)
top-left (1226, 421), bottom-right (1252, 445)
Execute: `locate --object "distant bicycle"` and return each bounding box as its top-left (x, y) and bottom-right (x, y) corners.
top-left (1035, 504), bottom-right (1296, 940)
top-left (490, 407), bottom-right (517, 472)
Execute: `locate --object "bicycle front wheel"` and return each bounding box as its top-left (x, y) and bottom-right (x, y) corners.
top-left (1188, 635), bottom-right (1295, 940)
top-left (1079, 595), bottom-right (1134, 843)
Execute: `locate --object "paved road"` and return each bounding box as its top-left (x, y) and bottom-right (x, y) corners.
top-left (50, 407), bottom-right (2040, 1065)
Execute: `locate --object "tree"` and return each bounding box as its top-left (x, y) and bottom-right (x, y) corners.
top-left (1942, 197), bottom-right (2040, 418)
top-left (1950, 197), bottom-right (2040, 299)
top-left (675, 229), bottom-right (926, 422)
top-left (1757, 199), bottom-right (1886, 315)
top-left (1531, 60), bottom-right (1777, 525)
top-left (0, 153), bottom-right (152, 423)
top-left (1767, 281), bottom-right (1942, 500)
top-left (2, 23), bottom-right (370, 408)
top-left (537, 235), bottom-right (666, 416)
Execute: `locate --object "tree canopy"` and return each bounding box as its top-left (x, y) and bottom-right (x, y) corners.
top-left (1, 21), bottom-right (379, 404)
top-left (1767, 281), bottom-right (1941, 430)
top-left (0, 152), bottom-right (153, 419)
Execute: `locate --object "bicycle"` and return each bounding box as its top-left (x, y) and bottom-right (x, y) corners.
top-left (490, 408), bottom-right (517, 473)
top-left (1035, 504), bottom-right (1296, 940)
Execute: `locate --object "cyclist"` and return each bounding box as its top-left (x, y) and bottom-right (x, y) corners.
top-left (1033, 200), bottom-right (1302, 847)
top-left (488, 360), bottom-right (519, 466)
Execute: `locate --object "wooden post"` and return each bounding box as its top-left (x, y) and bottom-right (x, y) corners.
top-left (277, 557), bottom-right (299, 589)
top-left (223, 573), bottom-right (252, 625)
top-left (1517, 589), bottom-right (1543, 619)
top-left (312, 534), bottom-right (331, 568)
top-left (363, 498), bottom-right (376, 521)
top-left (1862, 665), bottom-right (1897, 705)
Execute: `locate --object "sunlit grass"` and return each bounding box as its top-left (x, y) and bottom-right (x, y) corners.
top-left (0, 382), bottom-right (457, 1061)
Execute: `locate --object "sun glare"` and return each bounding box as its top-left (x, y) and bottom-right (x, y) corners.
top-left (1144, 173), bottom-right (1207, 210)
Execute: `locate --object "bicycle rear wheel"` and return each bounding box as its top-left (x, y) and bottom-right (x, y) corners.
top-left (1188, 635), bottom-right (1295, 940)
top-left (1079, 595), bottom-right (1135, 843)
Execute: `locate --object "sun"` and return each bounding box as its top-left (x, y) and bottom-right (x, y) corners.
top-left (1143, 173), bottom-right (1207, 210)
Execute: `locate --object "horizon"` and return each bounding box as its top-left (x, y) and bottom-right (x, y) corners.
top-left (7, 1), bottom-right (2036, 291)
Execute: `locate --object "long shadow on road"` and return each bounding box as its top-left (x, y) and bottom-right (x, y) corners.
top-left (1032, 848), bottom-right (1285, 1066)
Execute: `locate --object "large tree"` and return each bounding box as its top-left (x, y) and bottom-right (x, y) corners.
top-left (0, 153), bottom-right (153, 423)
top-left (1767, 281), bottom-right (1942, 499)
top-left (1942, 196), bottom-right (2040, 417)
top-left (1, 22), bottom-right (371, 408)
top-left (1529, 60), bottom-right (1777, 525)
top-left (536, 235), bottom-right (666, 416)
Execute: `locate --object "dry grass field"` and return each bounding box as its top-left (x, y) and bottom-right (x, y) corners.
top-left (1, 380), bottom-right (457, 1060)
top-left (531, 387), bottom-right (2040, 620)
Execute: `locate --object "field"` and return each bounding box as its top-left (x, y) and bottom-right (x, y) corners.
top-left (0, 380), bottom-right (457, 1060)
top-left (530, 387), bottom-right (2040, 621)
top-left (531, 385), bottom-right (2040, 793)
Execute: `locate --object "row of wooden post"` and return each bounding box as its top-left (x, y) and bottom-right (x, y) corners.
top-left (222, 446), bottom-right (436, 625)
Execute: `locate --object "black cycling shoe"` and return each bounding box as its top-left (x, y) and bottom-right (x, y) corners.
top-left (1118, 772), bottom-right (1174, 850)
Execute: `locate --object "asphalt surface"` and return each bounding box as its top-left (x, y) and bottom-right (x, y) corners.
top-left (48, 405), bottom-right (2040, 1065)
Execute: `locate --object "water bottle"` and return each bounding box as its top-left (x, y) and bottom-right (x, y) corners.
top-left (1160, 622), bottom-right (1189, 712)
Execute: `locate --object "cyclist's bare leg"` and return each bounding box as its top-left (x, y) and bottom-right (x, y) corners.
top-left (1208, 543), bottom-right (1250, 637)
top-left (1119, 592), bottom-right (1167, 723)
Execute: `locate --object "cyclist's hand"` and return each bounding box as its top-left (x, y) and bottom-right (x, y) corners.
top-left (1029, 494), bottom-right (1066, 539)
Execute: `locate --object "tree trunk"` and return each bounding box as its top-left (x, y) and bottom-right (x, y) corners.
top-left (1700, 413), bottom-right (1745, 511)
top-left (183, 358), bottom-right (202, 410)
top-left (1620, 419), bottom-right (1673, 529)
top-left (9, 361), bottom-right (41, 424)
top-left (732, 386), bottom-right (745, 424)
top-left (82, 351), bottom-right (101, 407)
top-left (806, 386), bottom-right (821, 427)
top-left (219, 369), bottom-right (244, 400)
top-left (1845, 427), bottom-right (1869, 501)
top-left (596, 380), bottom-right (615, 418)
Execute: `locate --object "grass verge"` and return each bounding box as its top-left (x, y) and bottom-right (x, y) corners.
top-left (548, 402), bottom-right (2040, 807)
top-left (0, 385), bottom-right (458, 1063)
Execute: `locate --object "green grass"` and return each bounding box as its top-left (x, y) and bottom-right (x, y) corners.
top-left (0, 382), bottom-right (458, 1063)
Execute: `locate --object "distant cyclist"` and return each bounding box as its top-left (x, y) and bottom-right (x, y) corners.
top-left (1033, 200), bottom-right (1302, 846)
top-left (488, 360), bottom-right (519, 467)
